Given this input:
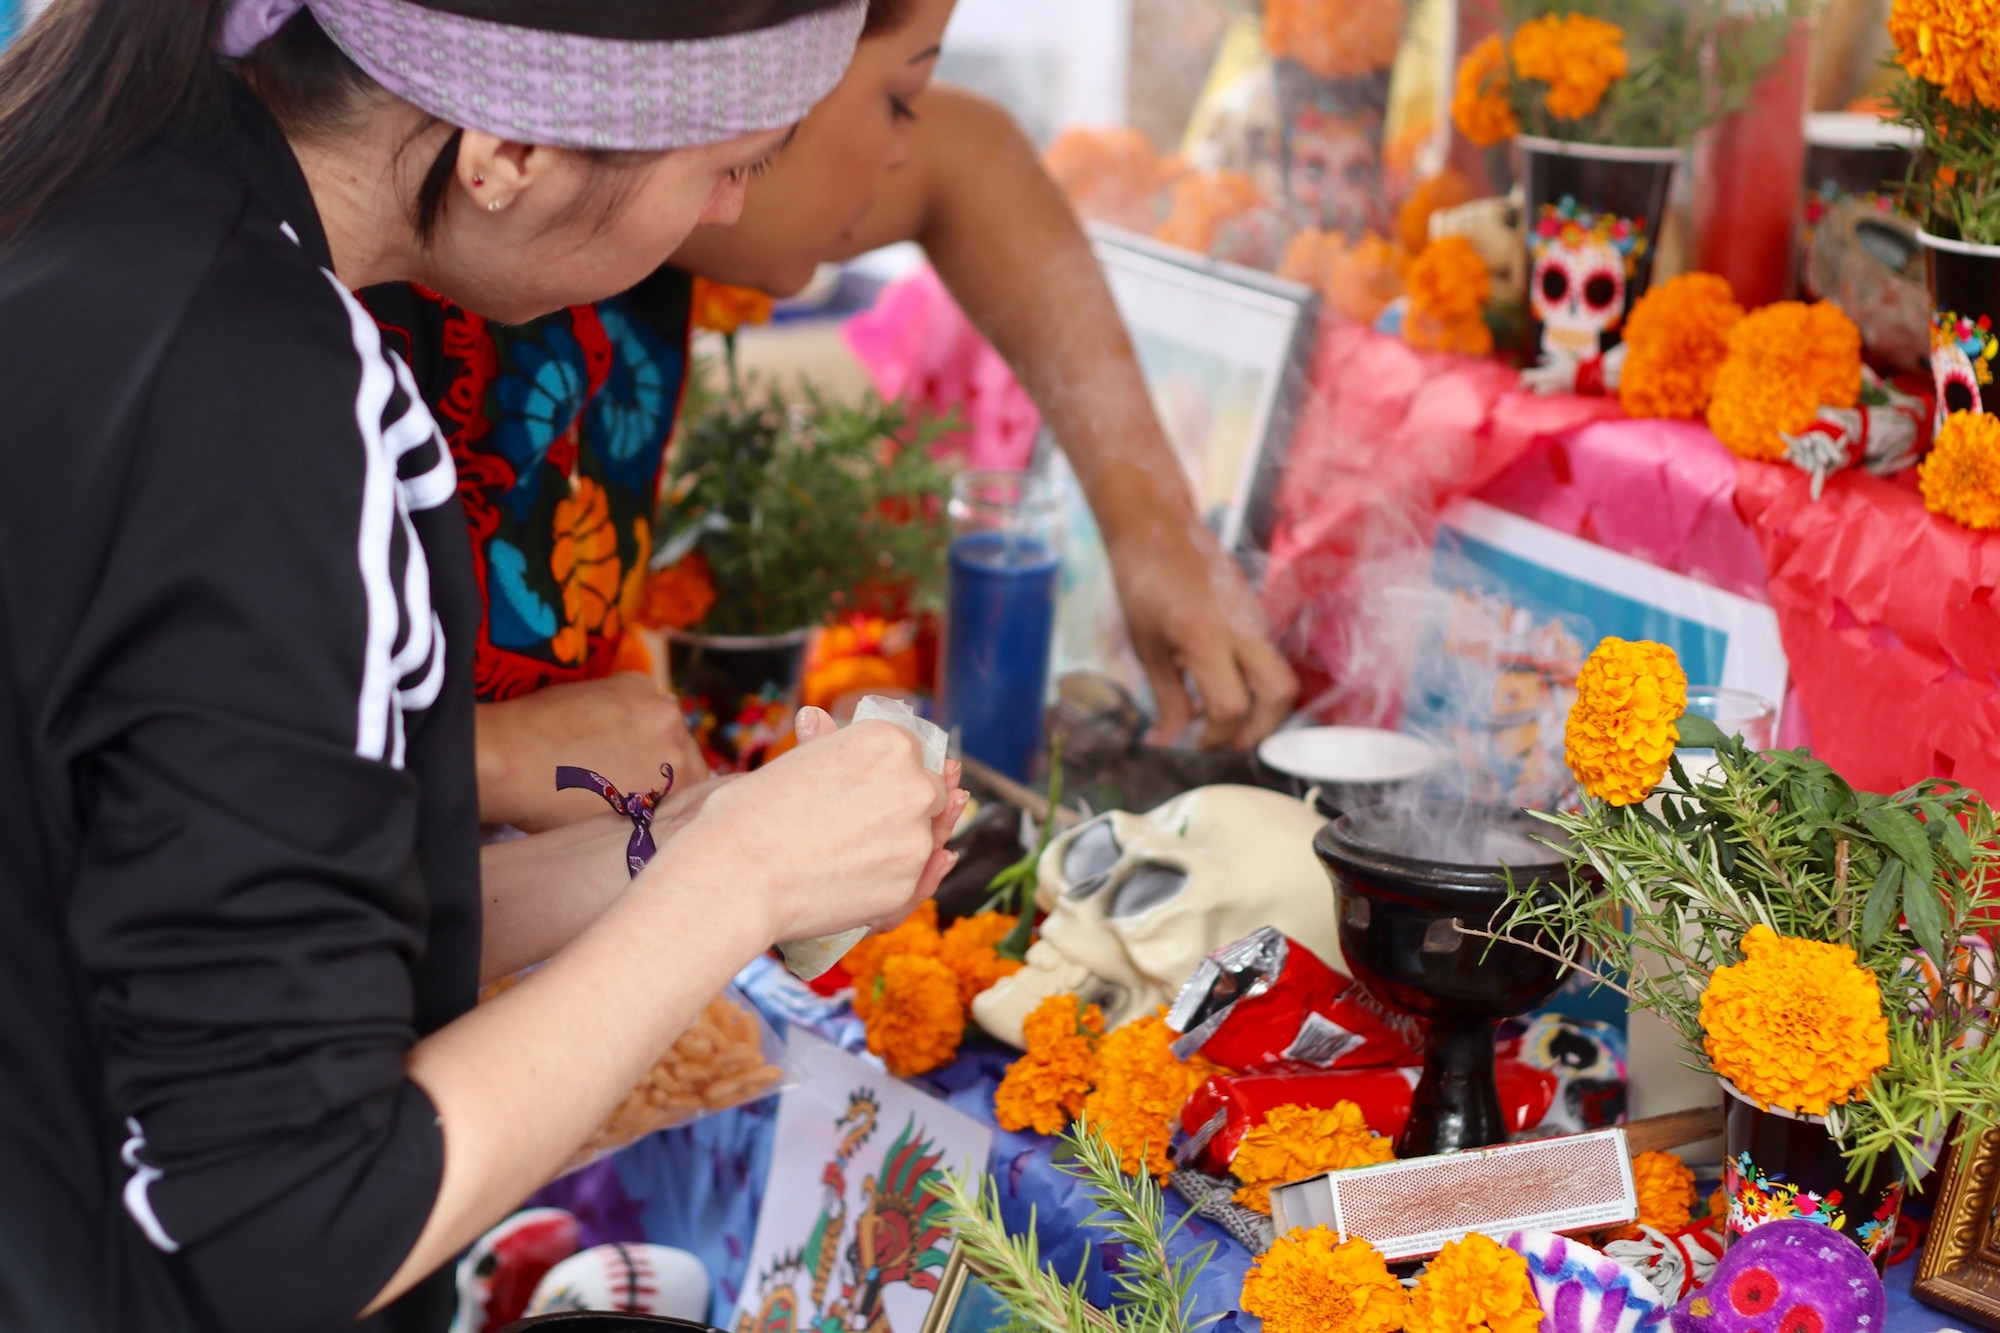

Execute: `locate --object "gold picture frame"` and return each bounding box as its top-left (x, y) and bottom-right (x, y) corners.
top-left (1915, 1125), bottom-right (2000, 1331)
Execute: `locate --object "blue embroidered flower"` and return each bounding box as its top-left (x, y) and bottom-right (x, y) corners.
top-left (491, 322), bottom-right (590, 507)
top-left (588, 301), bottom-right (680, 490)
top-left (486, 537), bottom-right (559, 649)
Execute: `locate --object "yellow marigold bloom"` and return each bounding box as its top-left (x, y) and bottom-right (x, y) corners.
top-left (1707, 300), bottom-right (1862, 462)
top-left (1920, 410), bottom-right (2000, 531)
top-left (1617, 272), bottom-right (1745, 420)
top-left (1243, 1227), bottom-right (1408, 1333)
top-left (1888, 0), bottom-right (2000, 108)
top-left (1407, 1231), bottom-right (1541, 1333)
top-left (1452, 35), bottom-right (1522, 147)
top-left (863, 953), bottom-right (965, 1078)
top-left (1509, 15), bottom-right (1628, 121)
top-left (1403, 235), bottom-right (1494, 357)
top-left (938, 911), bottom-right (1025, 1007)
top-left (1701, 924), bottom-right (1890, 1116)
top-left (1229, 1101), bottom-right (1396, 1214)
top-left (994, 995), bottom-right (1104, 1136)
top-left (844, 900), bottom-right (941, 1021)
top-left (690, 277), bottom-right (775, 336)
top-left (1081, 1010), bottom-right (1218, 1177)
top-left (1564, 637), bottom-right (1687, 806)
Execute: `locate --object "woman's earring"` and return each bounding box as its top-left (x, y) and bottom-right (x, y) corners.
top-left (487, 200), bottom-right (501, 212)
top-left (472, 172), bottom-right (485, 187)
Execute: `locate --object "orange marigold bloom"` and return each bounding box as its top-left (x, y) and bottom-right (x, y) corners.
top-left (1043, 126), bottom-right (1184, 233)
top-left (1920, 410), bottom-right (2000, 530)
top-left (1564, 637), bottom-right (1687, 805)
top-left (1706, 300), bottom-right (1861, 462)
top-left (1284, 229), bottom-right (1407, 325)
top-left (864, 953), bottom-right (965, 1078)
top-left (938, 911), bottom-right (1026, 1007)
top-left (1509, 14), bottom-right (1629, 121)
top-left (1888, 0), bottom-right (2000, 108)
top-left (1452, 35), bottom-right (1521, 147)
top-left (1081, 1010), bottom-right (1219, 1177)
top-left (844, 900), bottom-right (941, 1021)
top-left (1396, 169), bottom-right (1477, 257)
top-left (1229, 1101), bottom-right (1395, 1214)
top-left (1700, 924), bottom-right (1890, 1116)
top-left (1406, 1231), bottom-right (1541, 1333)
top-left (1154, 171), bottom-right (1265, 255)
top-left (635, 551), bottom-right (717, 631)
top-left (1632, 1150), bottom-right (1698, 1232)
top-left (690, 278), bottom-right (774, 336)
top-left (1617, 272), bottom-right (1745, 420)
top-left (994, 994), bottom-right (1104, 1135)
top-left (1403, 235), bottom-right (1494, 357)
top-left (1243, 1227), bottom-right (1408, 1333)
top-left (1264, 0), bottom-right (1408, 80)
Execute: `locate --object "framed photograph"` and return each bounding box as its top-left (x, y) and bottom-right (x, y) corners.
top-left (1088, 224), bottom-right (1320, 558)
top-left (1915, 1125), bottom-right (2000, 1331)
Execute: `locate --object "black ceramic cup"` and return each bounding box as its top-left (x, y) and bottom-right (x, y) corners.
top-left (1314, 804), bottom-right (1578, 1157)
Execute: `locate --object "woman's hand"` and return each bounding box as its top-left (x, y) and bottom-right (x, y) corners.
top-left (475, 673), bottom-right (711, 831)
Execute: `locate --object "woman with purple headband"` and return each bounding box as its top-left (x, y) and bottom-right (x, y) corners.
top-left (0, 2), bottom-right (964, 1331)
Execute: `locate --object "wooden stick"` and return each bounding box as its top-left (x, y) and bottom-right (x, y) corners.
top-left (958, 755), bottom-right (1082, 831)
top-left (1622, 1105), bottom-right (1726, 1157)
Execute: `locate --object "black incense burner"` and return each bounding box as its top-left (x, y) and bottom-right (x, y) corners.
top-left (1314, 804), bottom-right (1578, 1157)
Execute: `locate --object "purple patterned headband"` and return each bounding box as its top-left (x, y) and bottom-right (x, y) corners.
top-left (220, 0), bottom-right (866, 151)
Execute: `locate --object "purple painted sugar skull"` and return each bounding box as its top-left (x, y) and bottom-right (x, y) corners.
top-left (1670, 1218), bottom-right (1886, 1333)
top-left (1505, 1229), bottom-right (1669, 1333)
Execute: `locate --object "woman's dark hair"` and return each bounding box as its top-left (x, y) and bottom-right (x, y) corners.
top-left (862, 0), bottom-right (915, 35)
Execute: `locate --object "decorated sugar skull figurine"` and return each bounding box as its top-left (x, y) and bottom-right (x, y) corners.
top-left (970, 785), bottom-right (1342, 1048)
top-left (1670, 1218), bottom-right (1885, 1333)
top-left (1523, 196), bottom-right (1648, 396)
top-left (1931, 308), bottom-right (1997, 431)
top-left (451, 1208), bottom-right (582, 1333)
top-left (1505, 1230), bottom-right (1669, 1333)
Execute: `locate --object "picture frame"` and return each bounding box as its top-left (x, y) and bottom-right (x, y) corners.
top-left (1086, 224), bottom-right (1320, 559)
top-left (1915, 1125), bottom-right (2000, 1331)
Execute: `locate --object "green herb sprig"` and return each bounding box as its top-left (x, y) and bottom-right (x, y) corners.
top-left (1890, 73), bottom-right (2000, 246)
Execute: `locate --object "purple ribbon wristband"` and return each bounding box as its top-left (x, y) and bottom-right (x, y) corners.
top-left (556, 763), bottom-right (675, 878)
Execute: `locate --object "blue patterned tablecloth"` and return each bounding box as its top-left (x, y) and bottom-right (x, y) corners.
top-left (534, 957), bottom-right (1962, 1333)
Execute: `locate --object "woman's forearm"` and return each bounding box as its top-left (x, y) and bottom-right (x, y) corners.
top-left (477, 814), bottom-right (633, 985)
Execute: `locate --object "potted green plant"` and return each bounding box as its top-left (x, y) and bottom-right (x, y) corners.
top-left (1494, 638), bottom-right (2000, 1269)
top-left (648, 360), bottom-right (954, 769)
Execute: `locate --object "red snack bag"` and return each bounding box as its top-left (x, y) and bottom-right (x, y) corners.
top-left (1165, 927), bottom-right (1421, 1072)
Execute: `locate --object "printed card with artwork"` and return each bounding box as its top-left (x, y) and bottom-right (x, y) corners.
top-left (734, 1031), bottom-right (994, 1333)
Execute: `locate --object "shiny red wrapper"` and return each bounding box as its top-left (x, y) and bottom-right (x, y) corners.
top-left (1165, 927), bottom-right (1421, 1073)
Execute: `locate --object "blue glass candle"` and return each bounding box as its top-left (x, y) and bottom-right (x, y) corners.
top-left (942, 473), bottom-right (1062, 781)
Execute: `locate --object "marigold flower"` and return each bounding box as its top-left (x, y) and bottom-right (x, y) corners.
top-left (691, 278), bottom-right (775, 336)
top-left (1700, 924), bottom-right (1890, 1116)
top-left (1920, 410), bottom-right (2000, 530)
top-left (1616, 272), bottom-right (1744, 420)
top-left (1282, 229), bottom-right (1407, 325)
top-left (1154, 171), bottom-right (1266, 256)
top-left (1396, 169), bottom-right (1477, 257)
top-left (1452, 35), bottom-right (1521, 147)
top-left (1706, 301), bottom-right (1861, 462)
top-left (1230, 1101), bottom-right (1395, 1213)
top-left (1081, 1010), bottom-right (1219, 1177)
top-left (994, 994), bottom-right (1104, 1135)
top-left (939, 911), bottom-right (1026, 1007)
top-left (1634, 1151), bottom-right (1698, 1232)
top-left (1887, 0), bottom-right (2000, 108)
top-left (1403, 235), bottom-right (1494, 357)
top-left (1243, 1227), bottom-right (1408, 1333)
top-left (634, 551), bottom-right (717, 631)
top-left (844, 900), bottom-right (941, 1020)
top-left (1407, 1231), bottom-right (1541, 1333)
top-left (864, 953), bottom-right (965, 1078)
top-left (1509, 14), bottom-right (1628, 120)
top-left (1043, 126), bottom-right (1182, 233)
top-left (1564, 637), bottom-right (1687, 805)
top-left (1264, 0), bottom-right (1408, 80)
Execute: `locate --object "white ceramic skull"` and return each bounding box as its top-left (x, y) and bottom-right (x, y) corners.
top-left (970, 785), bottom-right (1343, 1049)
top-left (1531, 234), bottom-right (1627, 360)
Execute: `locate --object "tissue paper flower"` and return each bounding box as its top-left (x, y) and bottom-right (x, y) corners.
top-left (1700, 924), bottom-right (1889, 1115)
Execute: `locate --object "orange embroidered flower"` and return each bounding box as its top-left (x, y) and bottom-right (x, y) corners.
top-left (1242, 1227), bottom-right (1408, 1333)
top-left (1706, 301), bottom-right (1862, 462)
top-left (1154, 171), bottom-right (1265, 255)
top-left (938, 911), bottom-right (1026, 1007)
top-left (1617, 272), bottom-right (1745, 420)
top-left (1700, 924), bottom-right (1890, 1116)
top-left (994, 994), bottom-right (1104, 1135)
top-left (1396, 169), bottom-right (1477, 257)
top-left (1263, 0), bottom-right (1408, 80)
top-left (1229, 1101), bottom-right (1395, 1213)
top-left (1081, 1009), bottom-right (1220, 1177)
top-left (1407, 1231), bottom-right (1541, 1333)
top-left (864, 953), bottom-right (965, 1078)
top-left (1920, 410), bottom-right (2000, 530)
top-left (635, 551), bottom-right (717, 632)
top-left (1888, 0), bottom-right (2000, 108)
top-left (1403, 235), bottom-right (1494, 357)
top-left (1509, 14), bottom-right (1628, 121)
top-left (1564, 637), bottom-right (1687, 805)
top-left (551, 476), bottom-right (624, 664)
top-left (1452, 35), bottom-right (1521, 147)
top-left (690, 278), bottom-right (774, 336)
top-left (844, 899), bottom-right (942, 1021)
